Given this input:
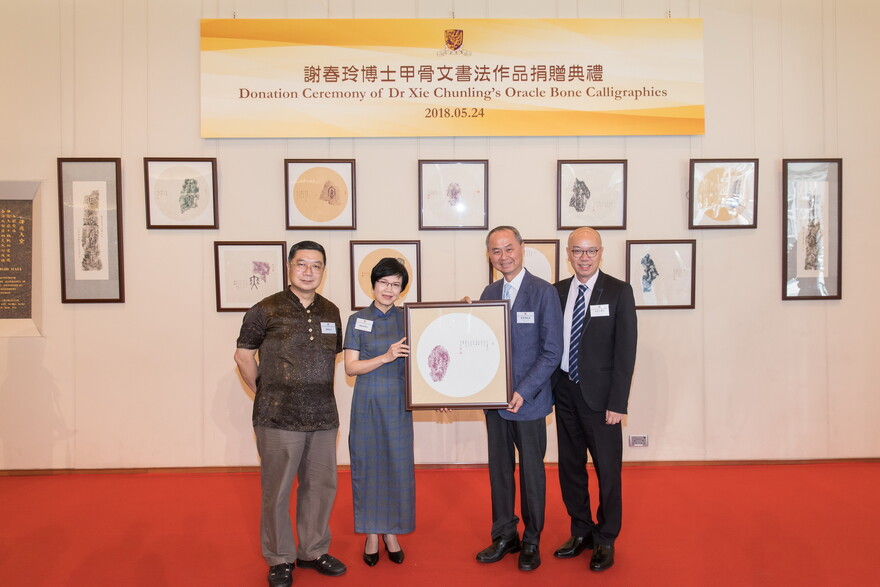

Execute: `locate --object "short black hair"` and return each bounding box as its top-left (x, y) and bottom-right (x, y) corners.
top-left (485, 225), bottom-right (523, 248)
top-left (288, 240), bottom-right (326, 263)
top-left (370, 257), bottom-right (409, 291)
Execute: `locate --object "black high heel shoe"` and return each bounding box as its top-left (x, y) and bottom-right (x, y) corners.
top-left (383, 535), bottom-right (404, 564)
top-left (363, 536), bottom-right (379, 567)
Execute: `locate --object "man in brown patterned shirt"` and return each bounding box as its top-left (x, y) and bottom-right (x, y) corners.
top-left (234, 241), bottom-right (346, 587)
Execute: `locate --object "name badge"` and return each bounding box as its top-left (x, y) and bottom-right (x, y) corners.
top-left (590, 304), bottom-right (610, 317)
top-left (517, 311), bottom-right (535, 324)
top-left (320, 322), bottom-right (337, 334)
top-left (355, 318), bottom-right (373, 332)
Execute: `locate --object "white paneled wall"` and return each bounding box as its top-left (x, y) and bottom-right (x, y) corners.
top-left (0, 0), bottom-right (878, 470)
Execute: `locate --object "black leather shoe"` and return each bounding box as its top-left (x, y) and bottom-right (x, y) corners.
top-left (553, 535), bottom-right (593, 558)
top-left (475, 534), bottom-right (521, 563)
top-left (296, 553), bottom-right (347, 576)
top-left (363, 537), bottom-right (379, 567)
top-left (518, 543), bottom-right (541, 571)
top-left (267, 562), bottom-right (293, 587)
top-left (589, 544), bottom-right (614, 571)
top-left (383, 535), bottom-right (404, 564)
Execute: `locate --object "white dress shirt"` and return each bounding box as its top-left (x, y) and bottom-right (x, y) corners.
top-left (561, 271), bottom-right (600, 374)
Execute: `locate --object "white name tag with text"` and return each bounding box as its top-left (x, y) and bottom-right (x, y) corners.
top-left (590, 304), bottom-right (610, 317)
top-left (321, 322), bottom-right (337, 334)
top-left (355, 318), bottom-right (373, 332)
top-left (517, 311), bottom-right (535, 324)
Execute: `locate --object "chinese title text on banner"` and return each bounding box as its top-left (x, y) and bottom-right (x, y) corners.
top-left (200, 18), bottom-right (704, 138)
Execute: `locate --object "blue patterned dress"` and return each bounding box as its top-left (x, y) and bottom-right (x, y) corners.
top-left (344, 303), bottom-right (415, 534)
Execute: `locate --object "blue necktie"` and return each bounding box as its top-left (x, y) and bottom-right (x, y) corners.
top-left (502, 281), bottom-right (511, 301)
top-left (569, 284), bottom-right (588, 383)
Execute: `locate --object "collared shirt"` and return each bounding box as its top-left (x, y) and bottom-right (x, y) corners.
top-left (561, 271), bottom-right (600, 373)
top-left (237, 288), bottom-right (342, 431)
top-left (502, 267), bottom-right (527, 307)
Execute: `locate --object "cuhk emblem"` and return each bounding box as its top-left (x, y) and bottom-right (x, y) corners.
top-left (445, 29), bottom-right (464, 51)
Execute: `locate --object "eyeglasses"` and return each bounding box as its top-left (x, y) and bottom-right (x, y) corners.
top-left (290, 261), bottom-right (324, 272)
top-left (569, 247), bottom-right (601, 258)
top-left (376, 279), bottom-right (403, 290)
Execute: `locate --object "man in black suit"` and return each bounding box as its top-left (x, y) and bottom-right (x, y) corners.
top-left (552, 227), bottom-right (637, 572)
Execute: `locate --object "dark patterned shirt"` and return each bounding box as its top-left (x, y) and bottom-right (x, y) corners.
top-left (236, 288), bottom-right (342, 432)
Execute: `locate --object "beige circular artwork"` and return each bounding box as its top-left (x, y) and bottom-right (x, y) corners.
top-left (416, 312), bottom-right (500, 397)
top-left (357, 248), bottom-right (414, 302)
top-left (293, 167), bottom-right (349, 223)
top-left (697, 167), bottom-right (748, 222)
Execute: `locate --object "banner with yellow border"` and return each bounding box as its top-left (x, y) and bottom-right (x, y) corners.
top-left (201, 18), bottom-right (704, 138)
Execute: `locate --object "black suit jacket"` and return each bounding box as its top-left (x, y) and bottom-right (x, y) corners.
top-left (554, 270), bottom-right (638, 414)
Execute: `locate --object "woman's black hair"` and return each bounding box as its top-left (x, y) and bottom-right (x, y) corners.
top-left (370, 257), bottom-right (409, 291)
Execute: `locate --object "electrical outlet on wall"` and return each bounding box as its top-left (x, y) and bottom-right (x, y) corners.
top-left (628, 434), bottom-right (648, 447)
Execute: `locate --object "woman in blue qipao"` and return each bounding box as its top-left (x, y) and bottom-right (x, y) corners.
top-left (343, 257), bottom-right (414, 566)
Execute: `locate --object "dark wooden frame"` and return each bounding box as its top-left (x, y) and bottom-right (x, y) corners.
top-left (57, 158), bottom-right (125, 303)
top-left (557, 159), bottom-right (627, 230)
top-left (418, 159), bottom-right (488, 230)
top-left (782, 158), bottom-right (842, 300)
top-left (213, 241), bottom-right (287, 312)
top-left (625, 239), bottom-right (696, 310)
top-left (688, 158), bottom-right (759, 229)
top-left (349, 240), bottom-right (421, 310)
top-left (404, 300), bottom-right (512, 410)
top-left (285, 159), bottom-right (357, 230)
top-left (144, 157), bottom-right (219, 229)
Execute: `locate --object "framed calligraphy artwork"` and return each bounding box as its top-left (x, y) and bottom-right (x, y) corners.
top-left (404, 301), bottom-right (511, 409)
top-left (782, 159), bottom-right (842, 300)
top-left (625, 240), bottom-right (696, 310)
top-left (285, 159), bottom-right (356, 230)
top-left (557, 160), bottom-right (627, 230)
top-left (350, 240), bottom-right (421, 310)
top-left (419, 160), bottom-right (488, 230)
top-left (144, 158), bottom-right (218, 229)
top-left (57, 158), bottom-right (125, 303)
top-left (214, 241), bottom-right (287, 311)
top-left (689, 158), bottom-right (758, 228)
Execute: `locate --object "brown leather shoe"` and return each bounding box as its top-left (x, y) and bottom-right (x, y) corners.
top-left (589, 544), bottom-right (615, 571)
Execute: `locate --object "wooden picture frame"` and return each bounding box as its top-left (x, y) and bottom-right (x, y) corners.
top-left (626, 240), bottom-right (696, 309)
top-left (57, 158), bottom-right (125, 303)
top-left (557, 160), bottom-right (627, 230)
top-left (404, 301), bottom-right (512, 410)
top-left (144, 158), bottom-right (218, 229)
top-left (214, 241), bottom-right (287, 312)
top-left (783, 159), bottom-right (842, 300)
top-left (285, 159), bottom-right (356, 230)
top-left (419, 160), bottom-right (488, 230)
top-left (350, 240), bottom-right (421, 310)
top-left (689, 158), bottom-right (758, 228)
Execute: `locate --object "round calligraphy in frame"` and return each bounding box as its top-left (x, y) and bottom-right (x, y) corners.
top-left (416, 312), bottom-right (500, 398)
top-left (421, 162), bottom-right (486, 227)
top-left (559, 162), bottom-right (625, 228)
top-left (491, 244), bottom-right (553, 283)
top-left (290, 163), bottom-right (352, 225)
top-left (356, 247), bottom-right (415, 302)
top-left (523, 246), bottom-right (553, 281)
top-left (152, 163), bottom-right (216, 225)
top-left (694, 163), bottom-right (755, 225)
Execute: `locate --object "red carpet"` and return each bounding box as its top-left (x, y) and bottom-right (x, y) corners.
top-left (1, 463), bottom-right (878, 586)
